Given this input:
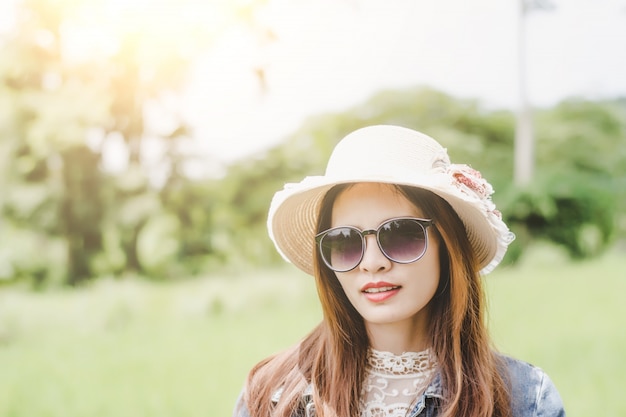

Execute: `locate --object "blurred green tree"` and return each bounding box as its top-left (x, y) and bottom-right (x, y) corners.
top-left (0, 0), bottom-right (270, 285)
top-left (501, 98), bottom-right (626, 261)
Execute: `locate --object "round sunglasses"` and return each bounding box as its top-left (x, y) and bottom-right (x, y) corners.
top-left (315, 217), bottom-right (434, 272)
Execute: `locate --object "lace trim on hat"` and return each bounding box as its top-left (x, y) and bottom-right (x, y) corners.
top-left (360, 349), bottom-right (437, 417)
top-left (446, 162), bottom-right (516, 274)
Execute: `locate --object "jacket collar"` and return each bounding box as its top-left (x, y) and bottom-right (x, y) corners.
top-left (409, 372), bottom-right (443, 416)
top-left (271, 384), bottom-right (314, 404)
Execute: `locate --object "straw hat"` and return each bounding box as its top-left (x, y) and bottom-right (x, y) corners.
top-left (267, 125), bottom-right (515, 276)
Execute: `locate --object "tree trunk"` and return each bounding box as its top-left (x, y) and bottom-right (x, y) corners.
top-left (61, 146), bottom-right (104, 286)
top-left (515, 0), bottom-right (535, 186)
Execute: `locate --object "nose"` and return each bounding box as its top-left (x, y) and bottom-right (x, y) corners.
top-left (359, 234), bottom-right (391, 273)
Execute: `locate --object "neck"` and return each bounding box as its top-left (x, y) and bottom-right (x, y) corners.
top-left (366, 318), bottom-right (430, 354)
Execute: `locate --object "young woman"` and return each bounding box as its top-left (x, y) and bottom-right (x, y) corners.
top-left (234, 125), bottom-right (565, 417)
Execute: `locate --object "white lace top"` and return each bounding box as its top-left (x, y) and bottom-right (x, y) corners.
top-left (360, 349), bottom-right (437, 417)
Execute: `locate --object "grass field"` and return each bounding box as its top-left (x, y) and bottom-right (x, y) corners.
top-left (0, 244), bottom-right (624, 417)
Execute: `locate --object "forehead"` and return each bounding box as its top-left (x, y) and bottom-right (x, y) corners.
top-left (331, 183), bottom-right (424, 227)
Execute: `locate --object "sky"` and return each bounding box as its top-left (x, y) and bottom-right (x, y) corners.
top-left (181, 0), bottom-right (626, 164)
top-left (1, 0), bottom-right (624, 168)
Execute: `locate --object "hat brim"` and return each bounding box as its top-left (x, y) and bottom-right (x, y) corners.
top-left (268, 175), bottom-right (503, 276)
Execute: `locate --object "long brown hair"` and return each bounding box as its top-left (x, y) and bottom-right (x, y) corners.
top-left (243, 184), bottom-right (511, 417)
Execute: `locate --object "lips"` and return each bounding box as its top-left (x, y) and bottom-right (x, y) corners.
top-left (363, 285), bottom-right (400, 293)
top-left (361, 281), bottom-right (400, 293)
top-left (361, 281), bottom-right (401, 302)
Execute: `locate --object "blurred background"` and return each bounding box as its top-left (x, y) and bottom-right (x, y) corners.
top-left (0, 0), bottom-right (625, 416)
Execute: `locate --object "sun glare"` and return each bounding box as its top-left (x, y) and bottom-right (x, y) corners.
top-left (27, 0), bottom-right (272, 175)
top-left (55, 0), bottom-right (255, 66)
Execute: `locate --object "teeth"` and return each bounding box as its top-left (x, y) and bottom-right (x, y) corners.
top-left (364, 286), bottom-right (398, 293)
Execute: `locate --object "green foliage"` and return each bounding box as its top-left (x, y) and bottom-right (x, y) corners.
top-left (0, 222), bottom-right (66, 288)
top-left (0, 0), bottom-right (218, 285)
top-left (500, 98), bottom-right (625, 263)
top-left (501, 172), bottom-right (617, 262)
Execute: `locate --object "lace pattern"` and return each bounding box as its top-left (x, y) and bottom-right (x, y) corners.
top-left (360, 349), bottom-right (436, 417)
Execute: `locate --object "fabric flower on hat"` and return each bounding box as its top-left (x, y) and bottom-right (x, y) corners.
top-left (449, 164), bottom-right (505, 223)
top-left (449, 164), bottom-right (494, 200)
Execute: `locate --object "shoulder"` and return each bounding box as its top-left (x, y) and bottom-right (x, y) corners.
top-left (498, 355), bottom-right (566, 417)
top-left (232, 391), bottom-right (251, 417)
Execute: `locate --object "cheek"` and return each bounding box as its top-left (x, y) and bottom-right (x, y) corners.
top-left (335, 274), bottom-right (352, 295)
top-left (428, 254), bottom-right (441, 281)
top-left (421, 240), bottom-right (442, 291)
top-left (335, 274), bottom-right (361, 304)
top-left (424, 232), bottom-right (440, 264)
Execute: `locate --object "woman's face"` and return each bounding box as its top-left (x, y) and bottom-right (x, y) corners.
top-left (330, 183), bottom-right (440, 346)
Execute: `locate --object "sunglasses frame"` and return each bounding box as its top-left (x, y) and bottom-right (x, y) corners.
top-left (315, 217), bottom-right (435, 272)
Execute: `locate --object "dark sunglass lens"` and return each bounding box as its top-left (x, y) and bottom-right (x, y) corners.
top-left (320, 227), bottom-right (363, 271)
top-left (379, 219), bottom-right (426, 262)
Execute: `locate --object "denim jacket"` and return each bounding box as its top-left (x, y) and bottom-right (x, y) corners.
top-left (233, 355), bottom-right (566, 417)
